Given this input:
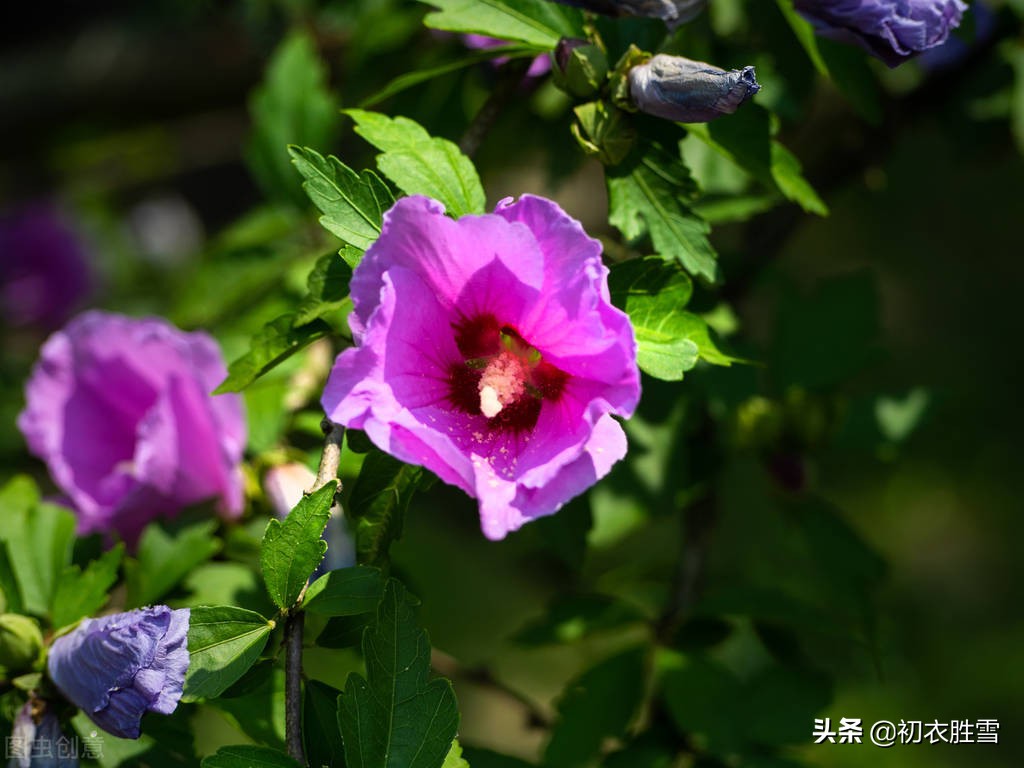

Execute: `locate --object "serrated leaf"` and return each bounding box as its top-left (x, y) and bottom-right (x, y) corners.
top-left (348, 450), bottom-right (424, 567)
top-left (50, 544), bottom-right (123, 629)
top-left (295, 252), bottom-right (356, 326)
top-left (290, 145), bottom-right (394, 250)
top-left (304, 679), bottom-right (346, 768)
top-left (443, 740), bottom-right (470, 768)
top-left (202, 745), bottom-right (302, 768)
top-left (609, 258), bottom-right (734, 380)
top-left (338, 579), bottom-right (459, 768)
top-left (345, 110), bottom-right (485, 217)
top-left (183, 606), bottom-right (274, 702)
top-left (303, 566), bottom-right (384, 616)
top-left (124, 519), bottom-right (222, 608)
top-left (0, 477), bottom-right (75, 617)
top-left (261, 481), bottom-right (337, 610)
top-left (607, 140), bottom-right (718, 283)
top-left (216, 313), bottom-right (332, 393)
top-left (685, 107), bottom-right (827, 216)
top-left (247, 31), bottom-right (338, 206)
top-left (418, 0), bottom-right (584, 49)
top-left (544, 647), bottom-right (647, 768)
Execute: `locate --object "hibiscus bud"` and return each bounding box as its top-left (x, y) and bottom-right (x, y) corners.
top-left (550, 0), bottom-right (707, 29)
top-left (8, 702), bottom-right (79, 768)
top-left (17, 311), bottom-right (246, 546)
top-left (46, 606), bottom-right (189, 739)
top-left (793, 0), bottom-right (968, 68)
top-left (553, 38), bottom-right (608, 98)
top-left (628, 54), bottom-right (760, 123)
top-left (0, 614), bottom-right (44, 673)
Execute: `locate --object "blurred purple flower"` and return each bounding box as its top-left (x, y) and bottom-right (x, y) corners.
top-left (17, 311), bottom-right (246, 545)
top-left (264, 463), bottom-right (355, 572)
top-left (321, 195), bottom-right (640, 540)
top-left (7, 703), bottom-right (79, 767)
top-left (462, 34), bottom-right (551, 78)
top-left (793, 0), bottom-right (968, 67)
top-left (919, 0), bottom-right (995, 71)
top-left (46, 606), bottom-right (189, 740)
top-left (551, 0), bottom-right (707, 29)
top-left (0, 203), bottom-right (93, 331)
top-left (629, 55), bottom-right (760, 122)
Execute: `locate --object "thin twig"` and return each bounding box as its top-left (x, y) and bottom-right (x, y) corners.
top-left (459, 58), bottom-right (535, 158)
top-left (283, 610), bottom-right (306, 763)
top-left (431, 648), bottom-right (553, 729)
top-left (283, 417), bottom-right (346, 764)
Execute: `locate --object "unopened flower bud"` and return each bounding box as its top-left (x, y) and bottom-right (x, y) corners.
top-left (8, 702), bottom-right (79, 767)
top-left (552, 0), bottom-right (707, 29)
top-left (553, 38), bottom-right (608, 99)
top-left (0, 614), bottom-right (43, 674)
top-left (628, 54), bottom-right (760, 123)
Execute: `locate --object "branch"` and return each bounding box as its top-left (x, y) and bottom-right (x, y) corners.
top-left (284, 417), bottom-right (346, 764)
top-left (431, 648), bottom-right (553, 730)
top-left (459, 58), bottom-right (535, 158)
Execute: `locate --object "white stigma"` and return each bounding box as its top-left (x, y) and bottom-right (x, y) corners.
top-left (477, 351), bottom-right (527, 419)
top-left (479, 385), bottom-right (504, 418)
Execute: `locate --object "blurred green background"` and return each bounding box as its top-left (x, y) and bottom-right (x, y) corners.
top-left (2, 1), bottom-right (1022, 767)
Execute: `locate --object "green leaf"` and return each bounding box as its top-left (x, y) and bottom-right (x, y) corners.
top-left (0, 543), bottom-right (22, 614)
top-left (609, 258), bottom-right (734, 380)
top-left (658, 651), bottom-right (745, 755)
top-left (210, 667), bottom-right (287, 751)
top-left (772, 270), bottom-right (879, 389)
top-left (202, 745), bottom-right (302, 768)
top-left (303, 566), bottom-right (385, 616)
top-left (295, 252), bottom-right (356, 326)
top-left (345, 110), bottom-right (486, 217)
top-left (183, 606), bottom-right (274, 702)
top-left (216, 313), bottom-right (332, 393)
top-left (338, 579), bottom-right (459, 768)
top-left (360, 48), bottom-right (540, 108)
top-left (348, 450), bottom-right (424, 567)
top-left (607, 137), bottom-right (718, 283)
top-left (513, 593), bottom-right (647, 646)
top-left (875, 388), bottom-right (930, 443)
top-left (443, 740), bottom-right (471, 768)
top-left (304, 679), bottom-right (346, 768)
top-left (50, 544), bottom-right (123, 629)
top-left (544, 647), bottom-right (647, 768)
top-left (289, 145), bottom-right (395, 250)
top-left (685, 106), bottom-right (828, 216)
top-left (418, 0), bottom-right (584, 49)
top-left (1003, 41), bottom-right (1024, 154)
top-left (247, 30), bottom-right (338, 207)
top-left (0, 477), bottom-right (75, 617)
top-left (261, 481), bottom-right (337, 610)
top-left (125, 519), bottom-right (222, 608)
top-left (776, 0), bottom-right (882, 121)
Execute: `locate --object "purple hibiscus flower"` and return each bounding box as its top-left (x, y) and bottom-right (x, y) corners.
top-left (46, 606), bottom-right (189, 740)
top-left (629, 55), bottom-right (761, 123)
top-left (17, 311), bottom-right (246, 545)
top-left (462, 34), bottom-right (552, 78)
top-left (0, 202), bottom-right (93, 331)
top-left (793, 0), bottom-right (968, 67)
top-left (8, 703), bottom-right (79, 767)
top-left (322, 195), bottom-right (640, 540)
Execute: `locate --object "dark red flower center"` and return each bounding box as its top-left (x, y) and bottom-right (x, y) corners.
top-left (447, 313), bottom-right (567, 433)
